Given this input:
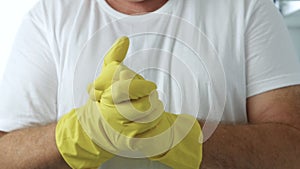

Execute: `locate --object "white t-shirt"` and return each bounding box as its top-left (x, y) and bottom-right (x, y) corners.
top-left (1, 0), bottom-right (300, 168)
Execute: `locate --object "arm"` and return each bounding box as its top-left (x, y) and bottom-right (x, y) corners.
top-left (200, 85), bottom-right (300, 169)
top-left (0, 124), bottom-right (70, 169)
top-left (0, 131), bottom-right (5, 138)
top-left (0, 2), bottom-right (66, 168)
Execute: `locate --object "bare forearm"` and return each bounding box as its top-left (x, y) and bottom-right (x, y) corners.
top-left (0, 123), bottom-right (70, 169)
top-left (201, 122), bottom-right (300, 169)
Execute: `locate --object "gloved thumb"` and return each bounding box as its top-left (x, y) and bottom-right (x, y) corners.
top-left (103, 37), bottom-right (129, 68)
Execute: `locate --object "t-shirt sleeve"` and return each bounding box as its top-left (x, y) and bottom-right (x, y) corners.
top-left (0, 8), bottom-right (58, 132)
top-left (245, 0), bottom-right (300, 97)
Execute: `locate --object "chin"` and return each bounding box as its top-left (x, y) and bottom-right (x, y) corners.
top-left (127, 0), bottom-right (147, 2)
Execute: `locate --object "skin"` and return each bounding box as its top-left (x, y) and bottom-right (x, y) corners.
top-left (1, 1), bottom-right (300, 168)
top-left (105, 0), bottom-right (168, 15)
top-left (0, 124), bottom-right (70, 169)
top-left (201, 85), bottom-right (300, 169)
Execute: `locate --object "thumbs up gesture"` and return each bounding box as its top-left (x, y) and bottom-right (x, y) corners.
top-left (88, 37), bottom-right (165, 138)
top-left (55, 37), bottom-right (165, 169)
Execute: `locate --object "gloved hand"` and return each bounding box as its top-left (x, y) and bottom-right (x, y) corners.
top-left (88, 37), bottom-right (203, 169)
top-left (56, 36), bottom-right (203, 169)
top-left (55, 37), bottom-right (158, 169)
top-left (76, 37), bottom-right (166, 157)
top-left (90, 71), bottom-right (203, 169)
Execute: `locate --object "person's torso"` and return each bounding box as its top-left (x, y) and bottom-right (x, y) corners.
top-left (45, 0), bottom-right (254, 168)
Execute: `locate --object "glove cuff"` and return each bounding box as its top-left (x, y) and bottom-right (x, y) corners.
top-left (55, 109), bottom-right (114, 169)
top-left (150, 114), bottom-right (203, 169)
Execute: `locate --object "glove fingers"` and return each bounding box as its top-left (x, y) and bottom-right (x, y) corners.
top-left (119, 69), bottom-right (144, 81)
top-left (127, 79), bottom-right (157, 100)
top-left (121, 93), bottom-right (164, 123)
top-left (88, 85), bottom-right (104, 101)
top-left (93, 64), bottom-right (142, 92)
top-left (89, 67), bottom-right (149, 101)
top-left (114, 79), bottom-right (157, 103)
top-left (102, 79), bottom-right (157, 104)
top-left (129, 90), bottom-right (162, 115)
top-left (103, 37), bottom-right (129, 68)
top-left (100, 96), bottom-right (164, 138)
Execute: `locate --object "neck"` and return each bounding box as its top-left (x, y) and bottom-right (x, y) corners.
top-left (106, 0), bottom-right (168, 15)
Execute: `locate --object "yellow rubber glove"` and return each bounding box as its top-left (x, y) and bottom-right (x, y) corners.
top-left (87, 37), bottom-right (203, 168)
top-left (55, 37), bottom-right (154, 169)
top-left (92, 78), bottom-right (203, 169)
top-left (56, 108), bottom-right (113, 169)
top-left (148, 113), bottom-right (203, 169)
